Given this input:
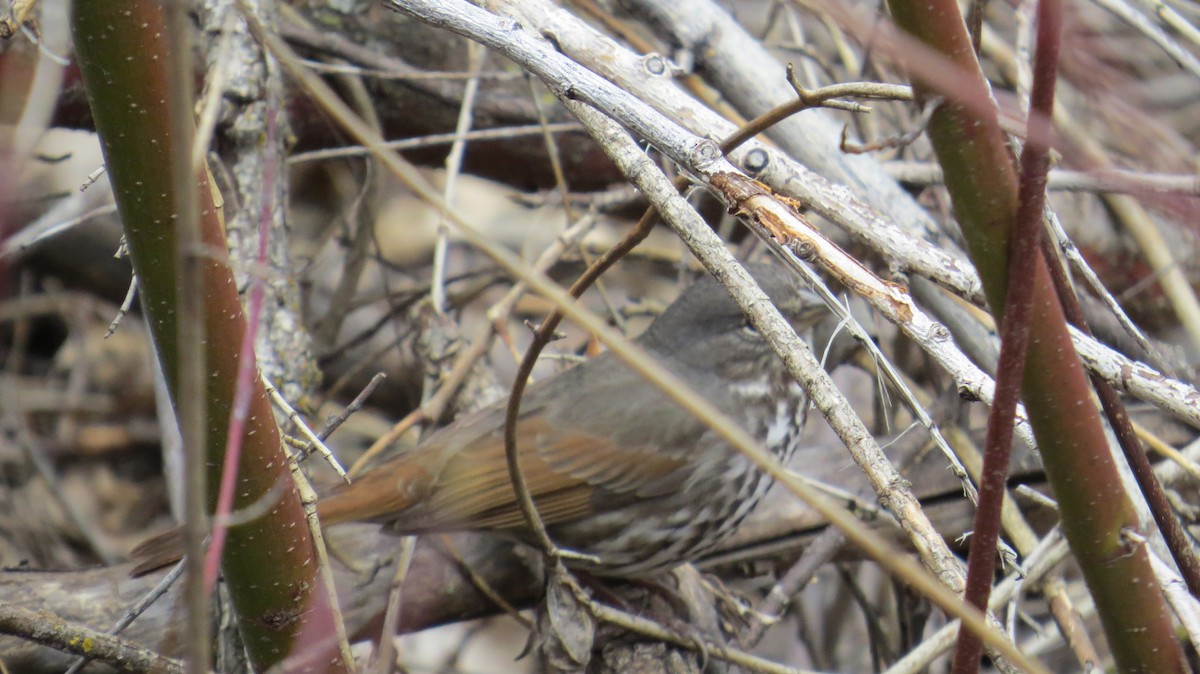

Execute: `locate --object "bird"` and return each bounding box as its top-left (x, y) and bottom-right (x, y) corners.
top-left (131, 264), bottom-right (825, 578)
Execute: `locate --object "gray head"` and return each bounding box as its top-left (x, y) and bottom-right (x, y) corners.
top-left (640, 264), bottom-right (824, 377)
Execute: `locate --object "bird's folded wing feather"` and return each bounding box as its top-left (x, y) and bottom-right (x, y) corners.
top-left (387, 412), bottom-right (691, 532)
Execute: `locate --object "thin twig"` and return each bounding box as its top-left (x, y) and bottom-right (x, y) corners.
top-left (290, 122), bottom-right (584, 163)
top-left (264, 375), bottom-right (349, 481)
top-left (882, 161), bottom-right (1200, 196)
top-left (315, 371), bottom-right (387, 441)
top-left (430, 41), bottom-right (486, 315)
top-left (743, 526), bottom-right (845, 646)
top-left (284, 441), bottom-right (356, 670)
top-left (370, 536), bottom-right (417, 674)
top-left (435, 535), bottom-right (534, 628)
top-left (105, 274), bottom-right (138, 338)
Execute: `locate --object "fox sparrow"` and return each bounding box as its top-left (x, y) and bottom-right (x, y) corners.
top-left (132, 264), bottom-right (825, 577)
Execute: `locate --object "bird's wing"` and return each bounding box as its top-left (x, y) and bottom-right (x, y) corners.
top-left (321, 349), bottom-right (711, 534)
top-left (386, 404), bottom-right (693, 532)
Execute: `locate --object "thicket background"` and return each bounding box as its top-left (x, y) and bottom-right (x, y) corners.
top-left (1, 0), bottom-right (1199, 672)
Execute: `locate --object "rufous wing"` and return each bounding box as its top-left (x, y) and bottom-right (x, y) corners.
top-left (388, 413), bottom-right (690, 532)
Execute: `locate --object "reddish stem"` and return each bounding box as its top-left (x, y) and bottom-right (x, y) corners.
top-left (951, 1), bottom-right (1061, 671)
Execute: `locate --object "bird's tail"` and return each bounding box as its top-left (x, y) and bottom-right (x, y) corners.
top-left (129, 527), bottom-right (185, 577)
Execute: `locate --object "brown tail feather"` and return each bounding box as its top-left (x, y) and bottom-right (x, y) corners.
top-left (129, 527), bottom-right (186, 577)
top-left (128, 447), bottom-right (442, 576)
